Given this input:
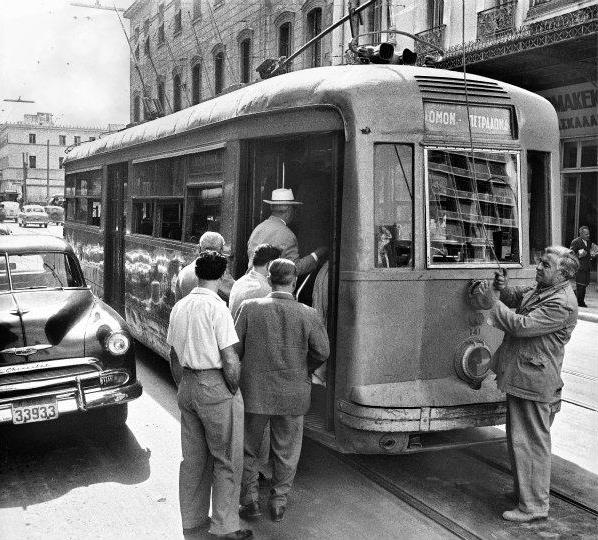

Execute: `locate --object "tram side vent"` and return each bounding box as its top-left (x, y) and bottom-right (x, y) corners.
top-left (415, 75), bottom-right (511, 101)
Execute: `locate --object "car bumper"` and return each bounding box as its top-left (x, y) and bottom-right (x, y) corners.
top-left (0, 380), bottom-right (142, 424)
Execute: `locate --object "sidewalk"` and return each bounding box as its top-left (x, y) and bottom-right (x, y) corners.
top-left (578, 283), bottom-right (598, 323)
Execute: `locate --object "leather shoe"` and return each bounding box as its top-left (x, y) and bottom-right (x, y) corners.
top-left (502, 508), bottom-right (547, 522)
top-left (209, 529), bottom-right (253, 539)
top-left (239, 501), bottom-right (262, 520)
top-left (578, 302), bottom-right (588, 308)
top-left (270, 505), bottom-right (286, 522)
top-left (183, 518), bottom-right (211, 535)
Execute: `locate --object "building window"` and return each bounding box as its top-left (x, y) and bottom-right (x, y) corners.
top-left (366, 0), bottom-right (382, 43)
top-left (134, 26), bottom-right (140, 41)
top-left (427, 0), bottom-right (444, 27)
top-left (157, 80), bottom-right (165, 114)
top-left (59, 157), bottom-right (64, 169)
top-left (59, 135), bottom-right (66, 145)
top-left (173, 73), bottom-right (182, 112)
top-left (279, 22), bottom-right (292, 58)
top-left (158, 23), bottom-right (165, 44)
top-left (174, 10), bottom-right (182, 34)
top-left (240, 38), bottom-right (251, 84)
top-left (134, 95), bottom-right (141, 122)
top-left (214, 50), bottom-right (224, 94)
top-left (193, 0), bottom-right (201, 19)
top-left (135, 44), bottom-right (140, 61)
top-left (191, 63), bottom-right (201, 105)
top-left (29, 133), bottom-right (36, 144)
top-left (144, 36), bottom-right (150, 57)
top-left (143, 18), bottom-right (150, 34)
top-left (306, 8), bottom-right (322, 67)
top-left (74, 136), bottom-right (81, 145)
top-left (29, 155), bottom-right (36, 169)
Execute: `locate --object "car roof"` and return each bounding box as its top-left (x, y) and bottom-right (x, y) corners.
top-left (0, 235), bottom-right (74, 255)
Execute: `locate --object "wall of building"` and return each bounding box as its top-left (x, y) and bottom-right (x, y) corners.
top-left (0, 113), bottom-right (110, 203)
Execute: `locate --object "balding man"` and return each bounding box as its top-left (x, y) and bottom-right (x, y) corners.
top-left (468, 246), bottom-right (579, 522)
top-left (247, 189), bottom-right (326, 276)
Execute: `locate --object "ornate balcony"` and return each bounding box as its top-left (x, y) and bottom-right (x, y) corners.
top-left (415, 24), bottom-right (446, 57)
top-left (477, 1), bottom-right (517, 41)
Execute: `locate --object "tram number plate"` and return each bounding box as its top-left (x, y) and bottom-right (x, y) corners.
top-left (12, 398), bottom-right (59, 424)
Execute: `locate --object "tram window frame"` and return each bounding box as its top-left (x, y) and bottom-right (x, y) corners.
top-left (373, 143), bottom-right (415, 269)
top-left (425, 147), bottom-right (522, 268)
top-left (157, 199), bottom-right (183, 241)
top-left (183, 185), bottom-right (223, 244)
top-left (65, 170), bottom-right (102, 227)
top-left (527, 150), bottom-right (551, 264)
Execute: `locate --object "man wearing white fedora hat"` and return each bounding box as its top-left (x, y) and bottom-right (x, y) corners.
top-left (247, 188), bottom-right (327, 276)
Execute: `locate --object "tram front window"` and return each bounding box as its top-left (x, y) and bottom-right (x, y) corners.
top-left (374, 143), bottom-right (414, 268)
top-left (426, 149), bottom-right (520, 266)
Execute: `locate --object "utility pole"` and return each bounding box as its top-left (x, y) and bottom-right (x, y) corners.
top-left (46, 139), bottom-right (50, 200)
top-left (21, 152), bottom-right (28, 204)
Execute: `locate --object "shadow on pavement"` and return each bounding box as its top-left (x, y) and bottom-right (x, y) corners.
top-left (0, 412), bottom-right (151, 509)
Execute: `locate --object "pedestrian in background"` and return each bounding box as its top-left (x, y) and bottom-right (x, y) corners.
top-left (235, 258), bottom-right (329, 523)
top-left (167, 250), bottom-right (251, 539)
top-left (229, 243), bottom-right (281, 319)
top-left (570, 226), bottom-right (596, 307)
top-left (468, 245), bottom-right (579, 522)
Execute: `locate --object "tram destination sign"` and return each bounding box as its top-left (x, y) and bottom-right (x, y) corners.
top-left (424, 103), bottom-right (513, 139)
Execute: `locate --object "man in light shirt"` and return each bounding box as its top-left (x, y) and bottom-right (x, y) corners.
top-left (167, 251), bottom-right (251, 540)
top-left (229, 243), bottom-right (281, 319)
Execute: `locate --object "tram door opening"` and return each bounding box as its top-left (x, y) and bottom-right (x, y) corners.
top-left (104, 163), bottom-right (128, 315)
top-left (242, 133), bottom-right (343, 431)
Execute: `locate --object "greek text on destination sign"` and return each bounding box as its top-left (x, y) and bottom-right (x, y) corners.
top-left (424, 103), bottom-right (513, 138)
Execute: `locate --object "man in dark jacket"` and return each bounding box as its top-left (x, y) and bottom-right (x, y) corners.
top-left (469, 246), bottom-right (579, 522)
top-left (234, 258), bottom-right (330, 522)
top-left (570, 226), bottom-right (594, 307)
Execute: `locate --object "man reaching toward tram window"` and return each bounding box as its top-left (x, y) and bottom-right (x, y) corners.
top-left (235, 259), bottom-right (329, 523)
top-left (247, 188), bottom-right (327, 276)
top-left (468, 246), bottom-right (579, 522)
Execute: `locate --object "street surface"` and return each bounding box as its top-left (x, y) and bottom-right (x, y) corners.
top-left (1, 222), bottom-right (596, 539)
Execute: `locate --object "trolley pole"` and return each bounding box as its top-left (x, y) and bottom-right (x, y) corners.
top-left (21, 152), bottom-right (28, 204)
top-left (46, 139), bottom-right (50, 200)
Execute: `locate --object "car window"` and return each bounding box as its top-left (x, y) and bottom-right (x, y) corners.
top-left (0, 256), bottom-right (9, 292)
top-left (8, 252), bottom-right (84, 289)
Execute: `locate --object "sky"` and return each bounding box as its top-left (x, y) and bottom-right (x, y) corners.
top-left (0, 0), bottom-right (133, 128)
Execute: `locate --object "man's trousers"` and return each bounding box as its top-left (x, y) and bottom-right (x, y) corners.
top-left (178, 369), bottom-right (244, 535)
top-left (240, 413), bottom-right (304, 508)
top-left (506, 394), bottom-right (559, 514)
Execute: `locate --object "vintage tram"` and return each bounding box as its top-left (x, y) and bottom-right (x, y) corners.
top-left (64, 64), bottom-right (559, 453)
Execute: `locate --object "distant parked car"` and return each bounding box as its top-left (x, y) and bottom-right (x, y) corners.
top-left (0, 201), bottom-right (21, 223)
top-left (0, 235), bottom-right (142, 427)
top-left (18, 205), bottom-right (50, 228)
top-left (44, 205), bottom-right (65, 225)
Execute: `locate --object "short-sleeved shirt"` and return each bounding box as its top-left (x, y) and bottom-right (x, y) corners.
top-left (228, 269), bottom-right (271, 319)
top-left (167, 287), bottom-right (238, 370)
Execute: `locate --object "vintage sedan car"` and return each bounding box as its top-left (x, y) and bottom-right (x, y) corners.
top-left (0, 235), bottom-right (142, 427)
top-left (0, 201), bottom-right (21, 223)
top-left (44, 205), bottom-right (65, 225)
top-left (19, 204), bottom-right (50, 228)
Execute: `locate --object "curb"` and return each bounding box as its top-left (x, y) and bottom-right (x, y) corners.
top-left (578, 311), bottom-right (598, 324)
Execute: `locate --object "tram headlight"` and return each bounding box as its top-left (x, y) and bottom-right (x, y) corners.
top-left (454, 338), bottom-right (492, 389)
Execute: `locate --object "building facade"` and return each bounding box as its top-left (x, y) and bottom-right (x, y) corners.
top-left (0, 113), bottom-right (113, 203)
top-left (124, 0), bottom-right (597, 249)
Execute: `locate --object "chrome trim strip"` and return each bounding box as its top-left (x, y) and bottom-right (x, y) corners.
top-left (0, 371), bottom-right (99, 393)
top-left (0, 357), bottom-right (100, 376)
top-left (1, 344), bottom-right (52, 356)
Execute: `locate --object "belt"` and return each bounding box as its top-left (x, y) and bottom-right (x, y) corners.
top-left (183, 367), bottom-right (223, 373)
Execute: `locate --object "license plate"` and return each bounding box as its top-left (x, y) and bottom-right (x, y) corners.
top-left (12, 398), bottom-right (59, 424)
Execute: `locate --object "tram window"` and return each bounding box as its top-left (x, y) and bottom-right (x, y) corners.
top-left (132, 201), bottom-right (154, 236)
top-left (89, 200), bottom-right (101, 227)
top-left (374, 144), bottom-right (414, 268)
top-left (527, 151), bottom-right (551, 264)
top-left (426, 149), bottom-right (520, 266)
top-left (158, 201), bottom-right (183, 241)
top-left (184, 186), bottom-right (223, 244)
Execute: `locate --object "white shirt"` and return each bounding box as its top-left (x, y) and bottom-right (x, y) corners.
top-left (228, 269), bottom-right (271, 319)
top-left (166, 287), bottom-right (238, 370)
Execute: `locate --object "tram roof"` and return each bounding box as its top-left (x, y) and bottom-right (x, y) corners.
top-left (64, 65), bottom-right (522, 164)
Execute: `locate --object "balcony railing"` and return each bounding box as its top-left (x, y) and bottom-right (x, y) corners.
top-left (415, 24), bottom-right (446, 57)
top-left (477, 1), bottom-right (517, 41)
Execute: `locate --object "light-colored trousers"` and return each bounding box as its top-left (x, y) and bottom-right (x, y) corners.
top-left (178, 369), bottom-right (244, 535)
top-left (506, 393), bottom-right (559, 514)
top-left (241, 413), bottom-right (304, 508)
